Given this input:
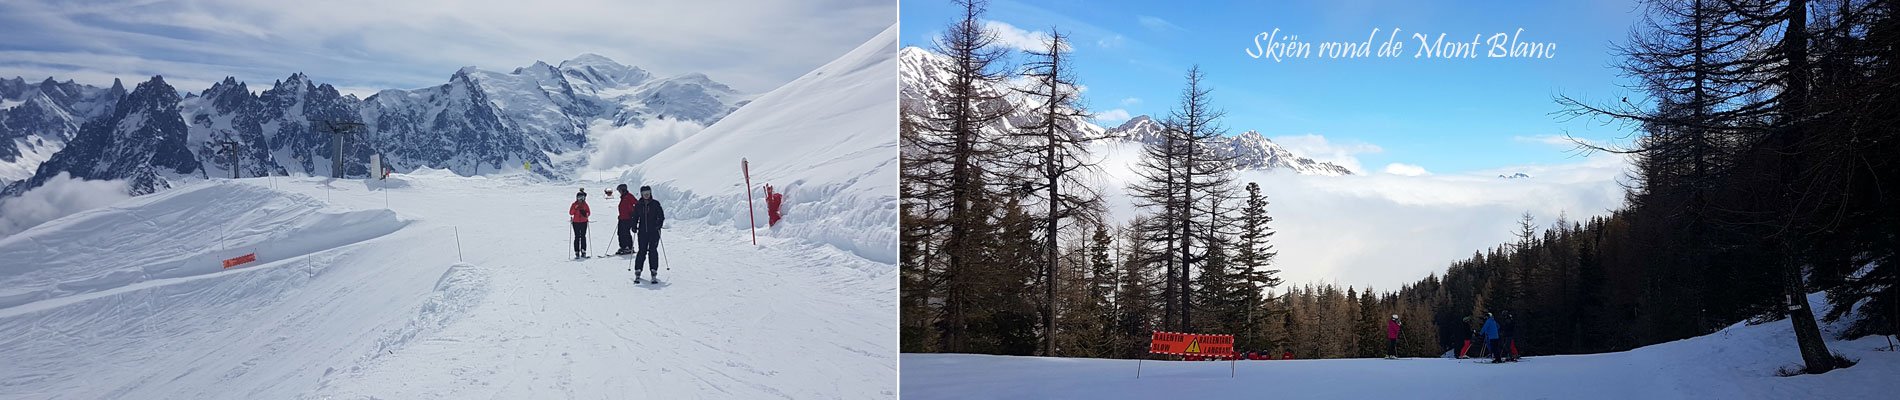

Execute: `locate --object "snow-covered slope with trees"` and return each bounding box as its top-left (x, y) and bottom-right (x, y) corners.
top-left (903, 292), bottom-right (1898, 399)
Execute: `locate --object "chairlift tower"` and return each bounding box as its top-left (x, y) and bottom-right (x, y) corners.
top-left (317, 120), bottom-right (366, 178)
top-left (214, 140), bottom-right (240, 179)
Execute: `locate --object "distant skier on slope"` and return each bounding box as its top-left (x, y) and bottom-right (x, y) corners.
top-left (1458, 323), bottom-right (1480, 359)
top-left (1482, 312), bottom-right (1502, 363)
top-left (1386, 314), bottom-right (1402, 359)
top-left (632, 185), bottom-right (666, 283)
top-left (614, 184), bottom-right (637, 255)
top-left (570, 189), bottom-right (591, 259)
top-left (1501, 311), bottom-right (1521, 361)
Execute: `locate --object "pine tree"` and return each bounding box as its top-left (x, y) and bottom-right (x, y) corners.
top-left (1128, 65), bottom-right (1237, 332)
top-left (1114, 219), bottom-right (1160, 358)
top-left (1006, 28), bottom-right (1106, 357)
top-left (1090, 224), bottom-right (1119, 344)
top-left (902, 0), bottom-right (1018, 354)
top-left (1357, 288), bottom-right (1383, 358)
top-left (984, 195), bottom-right (1043, 355)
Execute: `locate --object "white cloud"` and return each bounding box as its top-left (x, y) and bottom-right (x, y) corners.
top-left (1098, 34), bottom-right (1125, 49)
top-left (1382, 163), bottom-right (1430, 176)
top-left (1092, 141), bottom-right (1631, 290)
top-left (1238, 161), bottom-right (1626, 290)
top-left (0, 0), bottom-right (892, 93)
top-left (1136, 16), bottom-right (1186, 33)
top-left (1514, 134), bottom-right (1596, 149)
top-left (1094, 109), bottom-right (1132, 124)
top-left (583, 117), bottom-right (708, 172)
top-left (983, 20), bottom-right (1065, 52)
top-left (1270, 134), bottom-right (1384, 174)
top-left (1120, 97), bottom-right (1141, 107)
top-left (0, 172), bottom-right (132, 237)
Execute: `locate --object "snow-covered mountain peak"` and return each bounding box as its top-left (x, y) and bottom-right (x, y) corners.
top-left (902, 47), bottom-right (1352, 176)
top-left (558, 53), bottom-right (653, 90)
top-left (1221, 129), bottom-right (1354, 176)
top-left (1096, 113), bottom-right (1354, 175)
top-left (1107, 115), bottom-right (1166, 142)
top-left (104, 78), bottom-right (125, 99)
top-left (7, 51), bottom-right (751, 199)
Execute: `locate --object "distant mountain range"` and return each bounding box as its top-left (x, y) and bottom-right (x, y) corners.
top-left (0, 54), bottom-right (752, 196)
top-left (898, 46), bottom-right (1354, 176)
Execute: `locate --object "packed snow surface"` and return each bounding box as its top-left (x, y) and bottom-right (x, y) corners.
top-left (901, 293), bottom-right (1897, 399)
top-left (0, 173), bottom-right (895, 399)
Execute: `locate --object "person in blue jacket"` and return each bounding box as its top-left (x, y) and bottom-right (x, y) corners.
top-left (1482, 312), bottom-right (1502, 363)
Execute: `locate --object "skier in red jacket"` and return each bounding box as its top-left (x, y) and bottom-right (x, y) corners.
top-left (1386, 314), bottom-right (1402, 359)
top-left (765, 184), bottom-right (784, 226)
top-left (569, 189), bottom-right (591, 259)
top-left (614, 184), bottom-right (637, 255)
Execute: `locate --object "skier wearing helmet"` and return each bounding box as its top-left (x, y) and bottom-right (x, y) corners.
top-left (1482, 312), bottom-right (1502, 363)
top-left (1385, 314), bottom-right (1402, 359)
top-left (614, 184), bottom-right (638, 255)
top-left (569, 188), bottom-right (591, 259)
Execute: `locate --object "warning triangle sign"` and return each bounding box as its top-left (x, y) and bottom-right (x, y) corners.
top-left (1186, 338), bottom-right (1201, 353)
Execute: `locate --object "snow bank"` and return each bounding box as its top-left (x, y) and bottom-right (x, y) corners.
top-left (0, 180), bottom-right (408, 311)
top-left (902, 292), bottom-right (1898, 399)
top-left (360, 262), bottom-right (490, 364)
top-left (620, 24), bottom-right (897, 264)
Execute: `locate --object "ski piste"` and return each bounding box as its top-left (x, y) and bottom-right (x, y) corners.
top-left (0, 23), bottom-right (896, 399)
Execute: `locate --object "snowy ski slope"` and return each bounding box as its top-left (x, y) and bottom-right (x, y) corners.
top-left (901, 292), bottom-right (1897, 400)
top-left (0, 25), bottom-right (898, 400)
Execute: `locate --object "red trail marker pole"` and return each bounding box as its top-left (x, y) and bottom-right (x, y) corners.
top-left (743, 158), bottom-right (757, 246)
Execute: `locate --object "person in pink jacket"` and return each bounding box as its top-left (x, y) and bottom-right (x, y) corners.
top-left (1385, 314), bottom-right (1402, 359)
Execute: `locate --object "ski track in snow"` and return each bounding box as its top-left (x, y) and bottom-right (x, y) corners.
top-left (0, 174), bottom-right (895, 399)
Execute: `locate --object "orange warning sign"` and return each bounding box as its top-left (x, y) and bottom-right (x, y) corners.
top-left (222, 253), bottom-right (257, 269)
top-left (1149, 331), bottom-right (1234, 357)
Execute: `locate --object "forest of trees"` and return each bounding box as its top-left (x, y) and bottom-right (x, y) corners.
top-left (1433, 0), bottom-right (1900, 373)
top-left (898, 0), bottom-right (1439, 360)
top-left (902, 0), bottom-right (1897, 372)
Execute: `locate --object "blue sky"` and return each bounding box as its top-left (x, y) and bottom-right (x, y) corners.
top-left (0, 0), bottom-right (892, 97)
top-left (901, 0), bottom-right (1647, 175)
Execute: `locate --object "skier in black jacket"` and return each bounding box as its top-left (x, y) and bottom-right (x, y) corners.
top-left (632, 185), bottom-right (666, 282)
top-left (1500, 311), bottom-right (1521, 361)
